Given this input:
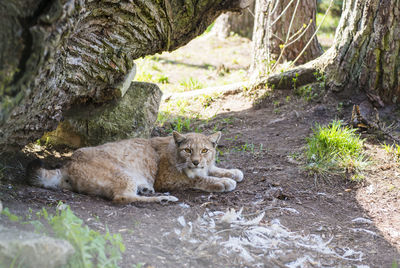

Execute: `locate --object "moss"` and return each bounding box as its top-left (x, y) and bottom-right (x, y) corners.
top-left (42, 82), bottom-right (162, 147)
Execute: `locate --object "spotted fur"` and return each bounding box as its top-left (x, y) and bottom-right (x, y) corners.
top-left (26, 132), bottom-right (244, 204)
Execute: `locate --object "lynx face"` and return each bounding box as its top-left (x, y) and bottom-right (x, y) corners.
top-left (173, 132), bottom-right (221, 177)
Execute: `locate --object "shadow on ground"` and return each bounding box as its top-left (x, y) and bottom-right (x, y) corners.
top-left (1, 89), bottom-right (399, 267)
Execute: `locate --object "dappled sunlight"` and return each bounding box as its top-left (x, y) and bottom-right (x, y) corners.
top-left (134, 33), bottom-right (250, 94)
top-left (355, 143), bottom-right (400, 251)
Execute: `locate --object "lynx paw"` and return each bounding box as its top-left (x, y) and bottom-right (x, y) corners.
top-left (231, 169), bottom-right (244, 182)
top-left (159, 195), bottom-right (179, 203)
top-left (220, 178), bottom-right (237, 192)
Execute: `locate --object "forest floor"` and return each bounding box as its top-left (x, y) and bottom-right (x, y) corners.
top-left (1, 34), bottom-right (400, 267)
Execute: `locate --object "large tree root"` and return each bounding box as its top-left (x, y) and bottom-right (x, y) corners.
top-left (255, 61), bottom-right (320, 90)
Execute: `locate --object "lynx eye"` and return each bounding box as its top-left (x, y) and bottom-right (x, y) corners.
top-left (201, 148), bottom-right (208, 154)
top-left (184, 148), bottom-right (192, 153)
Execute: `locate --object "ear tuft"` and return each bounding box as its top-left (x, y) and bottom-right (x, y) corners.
top-left (173, 131), bottom-right (186, 144)
top-left (208, 131), bottom-right (221, 146)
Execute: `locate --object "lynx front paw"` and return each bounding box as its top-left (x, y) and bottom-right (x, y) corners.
top-left (231, 169), bottom-right (244, 182)
top-left (220, 178), bottom-right (237, 192)
top-left (159, 195), bottom-right (179, 202)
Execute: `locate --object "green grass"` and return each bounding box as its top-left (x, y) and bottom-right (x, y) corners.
top-left (135, 56), bottom-right (169, 85)
top-left (382, 142), bottom-right (400, 161)
top-left (179, 77), bottom-right (204, 91)
top-left (306, 120), bottom-right (368, 180)
top-left (295, 85), bottom-right (319, 102)
top-left (1, 204), bottom-right (125, 268)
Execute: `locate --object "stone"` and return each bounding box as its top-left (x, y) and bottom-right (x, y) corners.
top-left (41, 82), bottom-right (162, 147)
top-left (0, 226), bottom-right (75, 268)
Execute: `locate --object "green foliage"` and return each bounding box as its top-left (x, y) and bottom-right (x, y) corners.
top-left (317, 0), bottom-right (343, 16)
top-left (294, 72), bottom-right (326, 102)
top-left (38, 205), bottom-right (125, 268)
top-left (1, 207), bottom-right (21, 222)
top-left (314, 71), bottom-right (327, 88)
top-left (179, 77), bottom-right (204, 91)
top-left (306, 120), bottom-right (368, 179)
top-left (382, 142), bottom-right (400, 161)
top-left (231, 142), bottom-right (265, 156)
top-left (157, 74), bottom-right (169, 84)
top-left (135, 56), bottom-right (167, 85)
top-left (1, 204), bottom-right (125, 268)
top-left (204, 22), bottom-right (215, 34)
top-left (292, 73), bottom-right (299, 89)
top-left (196, 93), bottom-right (220, 108)
top-left (295, 85), bottom-right (317, 102)
top-left (171, 117), bottom-right (193, 133)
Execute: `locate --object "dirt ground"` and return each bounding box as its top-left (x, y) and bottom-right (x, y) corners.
top-left (1, 34), bottom-right (400, 267)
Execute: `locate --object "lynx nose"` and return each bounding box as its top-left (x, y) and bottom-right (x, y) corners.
top-left (192, 160), bottom-right (200, 166)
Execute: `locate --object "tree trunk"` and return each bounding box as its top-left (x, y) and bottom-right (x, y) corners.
top-left (251, 0), bottom-right (323, 75)
top-left (0, 0), bottom-right (249, 151)
top-left (259, 0), bottom-right (400, 106)
top-left (211, 0), bottom-right (255, 39)
top-left (325, 0), bottom-right (400, 104)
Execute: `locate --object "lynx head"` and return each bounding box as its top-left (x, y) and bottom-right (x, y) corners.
top-left (173, 131), bottom-right (221, 176)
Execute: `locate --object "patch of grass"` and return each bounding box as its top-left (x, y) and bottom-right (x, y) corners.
top-left (135, 56), bottom-right (165, 84)
top-left (1, 204), bottom-right (125, 268)
top-left (295, 72), bottom-right (325, 102)
top-left (292, 73), bottom-right (299, 89)
top-left (382, 142), bottom-right (400, 161)
top-left (39, 205), bottom-right (125, 268)
top-left (295, 85), bottom-right (317, 102)
top-left (196, 93), bottom-right (221, 108)
top-left (1, 207), bottom-right (21, 222)
top-left (179, 77), bottom-right (204, 91)
top-left (305, 120), bottom-right (368, 179)
top-left (171, 117), bottom-right (193, 133)
top-left (157, 74), bottom-right (169, 84)
top-left (203, 22), bottom-right (214, 34)
top-left (231, 142), bottom-right (265, 156)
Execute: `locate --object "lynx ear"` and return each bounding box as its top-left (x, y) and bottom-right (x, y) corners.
top-left (208, 131), bottom-right (221, 146)
top-left (173, 131), bottom-right (186, 145)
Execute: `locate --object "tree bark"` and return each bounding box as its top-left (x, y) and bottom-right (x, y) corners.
top-left (251, 0), bottom-right (323, 75)
top-left (211, 0), bottom-right (255, 39)
top-left (325, 0), bottom-right (400, 104)
top-left (0, 0), bottom-right (249, 151)
top-left (262, 0), bottom-right (400, 106)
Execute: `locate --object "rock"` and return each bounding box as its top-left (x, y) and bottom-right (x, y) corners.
top-left (41, 82), bottom-right (162, 147)
top-left (0, 226), bottom-right (75, 268)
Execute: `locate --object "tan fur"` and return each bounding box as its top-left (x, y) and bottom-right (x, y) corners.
top-left (28, 132), bottom-right (244, 204)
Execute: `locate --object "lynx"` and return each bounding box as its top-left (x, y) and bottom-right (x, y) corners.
top-left (26, 131), bottom-right (244, 203)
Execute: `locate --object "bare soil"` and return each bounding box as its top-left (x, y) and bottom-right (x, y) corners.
top-left (1, 35), bottom-right (400, 268)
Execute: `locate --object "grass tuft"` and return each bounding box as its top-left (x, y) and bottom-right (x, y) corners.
top-left (1, 204), bottom-right (125, 268)
top-left (306, 120), bottom-right (368, 179)
top-left (382, 142), bottom-right (400, 161)
top-left (179, 77), bottom-right (204, 91)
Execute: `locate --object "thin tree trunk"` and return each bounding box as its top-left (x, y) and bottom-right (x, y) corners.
top-left (251, 0), bottom-right (323, 75)
top-left (0, 0), bottom-right (249, 151)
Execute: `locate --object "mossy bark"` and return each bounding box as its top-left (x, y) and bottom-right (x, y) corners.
top-left (325, 0), bottom-right (400, 104)
top-left (257, 0), bottom-right (400, 106)
top-left (0, 0), bottom-right (249, 151)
